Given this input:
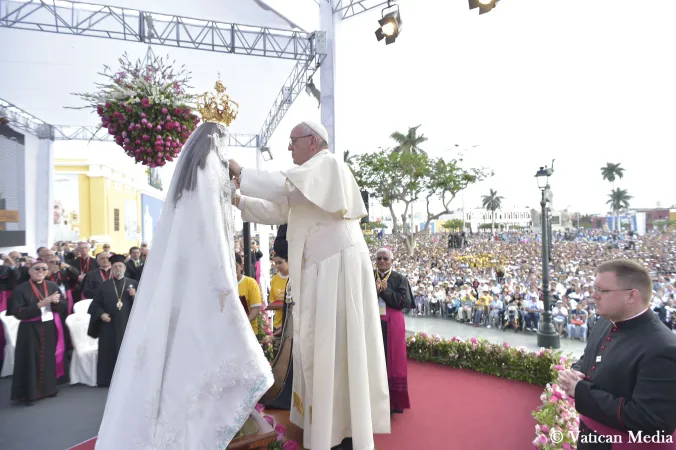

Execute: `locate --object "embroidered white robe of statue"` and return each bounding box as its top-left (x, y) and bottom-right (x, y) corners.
top-left (237, 149), bottom-right (391, 450)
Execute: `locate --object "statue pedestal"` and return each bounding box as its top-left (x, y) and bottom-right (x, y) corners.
top-left (227, 412), bottom-right (277, 449)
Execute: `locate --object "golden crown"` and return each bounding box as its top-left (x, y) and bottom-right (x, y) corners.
top-left (196, 79), bottom-right (239, 126)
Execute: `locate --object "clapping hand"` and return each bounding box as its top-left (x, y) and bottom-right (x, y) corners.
top-left (127, 285), bottom-right (136, 297)
top-left (49, 292), bottom-right (61, 304)
top-left (557, 369), bottom-right (585, 397)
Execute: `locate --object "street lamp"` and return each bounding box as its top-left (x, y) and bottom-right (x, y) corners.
top-left (535, 163), bottom-right (560, 349)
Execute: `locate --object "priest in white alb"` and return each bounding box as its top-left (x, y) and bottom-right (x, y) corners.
top-left (229, 121), bottom-right (391, 450)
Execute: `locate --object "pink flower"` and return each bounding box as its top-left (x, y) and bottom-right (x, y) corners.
top-left (275, 424), bottom-right (286, 441)
top-left (141, 98), bottom-right (150, 107)
top-left (541, 425), bottom-right (549, 434)
top-left (282, 440), bottom-right (299, 450)
top-left (538, 434), bottom-right (548, 444)
top-left (156, 125), bottom-right (162, 132)
top-left (470, 337), bottom-right (478, 344)
top-left (563, 444), bottom-right (571, 450)
top-left (264, 415), bottom-right (275, 427)
top-left (254, 404), bottom-right (264, 413)
top-left (549, 396), bottom-right (558, 404)
top-left (555, 365), bottom-right (563, 371)
top-left (503, 342), bottom-right (509, 348)
top-left (161, 108), bottom-right (168, 114)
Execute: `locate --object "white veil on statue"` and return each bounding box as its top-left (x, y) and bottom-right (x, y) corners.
top-left (95, 122), bottom-right (273, 450)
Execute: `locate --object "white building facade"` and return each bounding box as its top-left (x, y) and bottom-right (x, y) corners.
top-left (457, 207), bottom-right (534, 232)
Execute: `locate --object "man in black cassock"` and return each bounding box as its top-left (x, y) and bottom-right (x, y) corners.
top-left (374, 248), bottom-right (414, 415)
top-left (558, 259), bottom-right (676, 449)
top-left (87, 254), bottom-right (136, 387)
top-left (7, 260), bottom-right (68, 405)
top-left (81, 251), bottom-right (112, 300)
top-left (66, 241), bottom-right (99, 302)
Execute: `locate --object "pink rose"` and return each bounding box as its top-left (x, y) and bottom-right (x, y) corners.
top-left (541, 425), bottom-right (549, 434)
top-left (503, 342), bottom-right (509, 348)
top-left (275, 423), bottom-right (286, 441)
top-left (563, 443), bottom-right (571, 450)
top-left (282, 440), bottom-right (299, 450)
top-left (264, 415), bottom-right (274, 427)
top-left (161, 108), bottom-right (168, 114)
top-left (555, 365), bottom-right (563, 371)
top-left (549, 396), bottom-right (558, 404)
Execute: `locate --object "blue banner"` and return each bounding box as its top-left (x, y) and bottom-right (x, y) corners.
top-left (141, 194), bottom-right (163, 245)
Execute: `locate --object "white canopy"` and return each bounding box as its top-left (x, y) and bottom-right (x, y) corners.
top-left (0, 0), bottom-right (307, 136)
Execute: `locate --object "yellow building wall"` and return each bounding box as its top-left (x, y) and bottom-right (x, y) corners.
top-left (670, 211), bottom-right (676, 222)
top-left (55, 166), bottom-right (142, 253)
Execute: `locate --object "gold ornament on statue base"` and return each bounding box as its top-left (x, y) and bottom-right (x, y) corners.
top-left (196, 78), bottom-right (239, 126)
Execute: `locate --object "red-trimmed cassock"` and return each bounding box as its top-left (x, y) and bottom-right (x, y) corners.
top-left (7, 279), bottom-right (68, 403)
top-left (571, 309), bottom-right (676, 449)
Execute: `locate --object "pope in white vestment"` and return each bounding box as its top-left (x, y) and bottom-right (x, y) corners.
top-left (230, 121), bottom-right (390, 450)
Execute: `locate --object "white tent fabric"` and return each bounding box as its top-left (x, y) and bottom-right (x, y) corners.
top-left (0, 0), bottom-right (303, 133)
top-left (95, 0), bottom-right (300, 30)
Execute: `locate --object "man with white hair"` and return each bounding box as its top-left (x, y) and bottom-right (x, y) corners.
top-left (374, 247), bottom-right (413, 415)
top-left (229, 121), bottom-right (390, 450)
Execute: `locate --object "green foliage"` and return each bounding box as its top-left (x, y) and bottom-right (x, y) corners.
top-left (352, 141), bottom-right (488, 255)
top-left (406, 332), bottom-right (564, 386)
top-left (442, 219), bottom-right (464, 231)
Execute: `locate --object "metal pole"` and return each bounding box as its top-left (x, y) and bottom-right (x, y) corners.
top-left (537, 188), bottom-right (560, 349)
top-left (320, 0), bottom-right (338, 154)
top-left (547, 209), bottom-right (553, 262)
top-left (242, 222), bottom-right (254, 277)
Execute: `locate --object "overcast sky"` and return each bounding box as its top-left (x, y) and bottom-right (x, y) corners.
top-left (3, 0), bottom-right (675, 216)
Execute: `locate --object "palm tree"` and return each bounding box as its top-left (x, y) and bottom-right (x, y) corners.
top-left (481, 189), bottom-right (504, 234)
top-left (601, 163), bottom-right (626, 230)
top-left (390, 125), bottom-right (428, 154)
top-left (606, 188), bottom-right (632, 230)
top-left (600, 162), bottom-right (625, 186)
top-left (343, 149), bottom-right (356, 165)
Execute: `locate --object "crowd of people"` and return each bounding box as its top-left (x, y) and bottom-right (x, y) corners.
top-left (367, 227), bottom-right (676, 342)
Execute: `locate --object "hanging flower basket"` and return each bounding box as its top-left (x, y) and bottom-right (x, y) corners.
top-left (72, 49), bottom-right (200, 167)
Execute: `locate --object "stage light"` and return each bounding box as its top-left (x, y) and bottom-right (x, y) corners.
top-left (375, 3), bottom-right (401, 45)
top-left (259, 146), bottom-right (273, 161)
top-left (469, 0), bottom-right (499, 15)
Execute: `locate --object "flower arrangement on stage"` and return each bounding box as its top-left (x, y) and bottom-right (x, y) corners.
top-left (406, 332), bottom-right (561, 385)
top-left (532, 362), bottom-right (580, 449)
top-left (72, 50), bottom-right (200, 167)
top-left (405, 332), bottom-right (580, 449)
top-left (255, 404), bottom-right (299, 450)
top-left (257, 316), bottom-right (276, 363)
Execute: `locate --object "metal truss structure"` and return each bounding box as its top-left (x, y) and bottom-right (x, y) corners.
top-left (1, 0), bottom-right (382, 149)
top-left (0, 99), bottom-right (54, 139)
top-left (0, 0), bottom-right (317, 61)
top-left (52, 125), bottom-right (260, 148)
top-left (333, 0), bottom-right (392, 19)
top-left (258, 32), bottom-right (326, 148)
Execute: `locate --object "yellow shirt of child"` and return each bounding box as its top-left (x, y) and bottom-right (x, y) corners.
top-left (270, 273), bottom-right (289, 329)
top-left (238, 275), bottom-right (262, 333)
